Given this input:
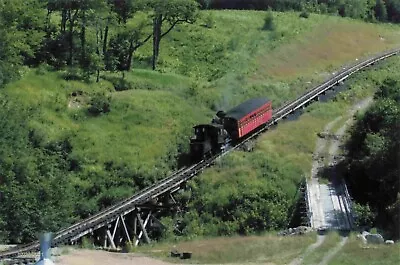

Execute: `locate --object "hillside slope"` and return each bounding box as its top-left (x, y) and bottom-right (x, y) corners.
top-left (0, 10), bottom-right (399, 243)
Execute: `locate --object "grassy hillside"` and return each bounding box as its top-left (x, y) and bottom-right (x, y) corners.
top-left (176, 56), bottom-right (400, 237)
top-left (137, 232), bottom-right (400, 265)
top-left (139, 232), bottom-right (317, 264)
top-left (1, 10), bottom-right (400, 243)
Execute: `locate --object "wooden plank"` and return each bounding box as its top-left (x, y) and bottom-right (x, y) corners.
top-left (112, 216), bottom-right (120, 240)
top-left (135, 212), bottom-right (151, 245)
top-left (106, 229), bottom-right (116, 249)
top-left (133, 215), bottom-right (137, 237)
top-left (120, 215), bottom-right (131, 243)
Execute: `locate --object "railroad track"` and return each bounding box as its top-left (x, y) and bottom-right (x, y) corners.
top-left (1, 48), bottom-right (399, 262)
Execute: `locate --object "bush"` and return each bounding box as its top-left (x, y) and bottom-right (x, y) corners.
top-left (81, 237), bottom-right (94, 249)
top-left (263, 11), bottom-right (275, 31)
top-left (353, 203), bottom-right (375, 228)
top-left (204, 13), bottom-right (215, 28)
top-left (88, 93), bottom-right (111, 115)
top-left (113, 78), bottom-right (133, 91)
top-left (300, 11), bottom-right (310, 18)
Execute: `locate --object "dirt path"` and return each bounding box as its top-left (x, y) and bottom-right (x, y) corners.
top-left (54, 248), bottom-right (276, 265)
top-left (289, 235), bottom-right (326, 265)
top-left (308, 98), bottom-right (372, 230)
top-left (302, 97), bottom-right (372, 265)
top-left (318, 236), bottom-right (348, 265)
top-left (55, 249), bottom-right (173, 265)
top-left (308, 116), bottom-right (342, 229)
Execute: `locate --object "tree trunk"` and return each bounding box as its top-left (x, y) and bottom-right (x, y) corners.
top-left (126, 39), bottom-right (135, 71)
top-left (96, 20), bottom-right (100, 55)
top-left (67, 9), bottom-right (79, 66)
top-left (80, 9), bottom-right (86, 68)
top-left (46, 9), bottom-right (52, 36)
top-left (61, 9), bottom-right (67, 33)
top-left (103, 17), bottom-right (110, 55)
top-left (68, 10), bottom-right (74, 66)
top-left (152, 14), bottom-right (162, 70)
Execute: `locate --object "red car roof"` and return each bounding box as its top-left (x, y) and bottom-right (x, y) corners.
top-left (225, 98), bottom-right (270, 120)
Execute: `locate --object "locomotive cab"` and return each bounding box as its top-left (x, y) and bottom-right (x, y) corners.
top-left (190, 124), bottom-right (228, 161)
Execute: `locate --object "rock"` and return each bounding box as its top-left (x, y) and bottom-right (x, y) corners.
top-left (171, 250), bottom-right (181, 258)
top-left (361, 231), bottom-right (370, 237)
top-left (51, 247), bottom-right (63, 256)
top-left (317, 132), bottom-right (329, 139)
top-left (365, 233), bottom-right (384, 244)
top-left (385, 240), bottom-right (394, 244)
top-left (357, 234), bottom-right (367, 244)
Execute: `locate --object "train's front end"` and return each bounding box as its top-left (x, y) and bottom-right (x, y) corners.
top-left (190, 124), bottom-right (228, 161)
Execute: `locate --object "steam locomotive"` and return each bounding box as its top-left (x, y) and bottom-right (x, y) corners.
top-left (190, 98), bottom-right (273, 160)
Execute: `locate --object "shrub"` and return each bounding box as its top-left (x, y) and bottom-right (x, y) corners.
top-left (263, 11), bottom-right (275, 31)
top-left (353, 203), bottom-right (375, 228)
top-left (204, 13), bottom-right (215, 28)
top-left (300, 11), bottom-right (310, 18)
top-left (88, 93), bottom-right (111, 115)
top-left (81, 237), bottom-right (94, 249)
top-left (113, 78), bottom-right (133, 91)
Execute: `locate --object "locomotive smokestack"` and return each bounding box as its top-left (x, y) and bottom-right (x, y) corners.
top-left (216, 110), bottom-right (226, 118)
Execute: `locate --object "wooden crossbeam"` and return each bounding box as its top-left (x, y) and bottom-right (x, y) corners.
top-left (133, 215), bottom-right (137, 236)
top-left (120, 215), bottom-right (131, 243)
top-left (106, 229), bottom-right (116, 249)
top-left (112, 216), bottom-right (120, 240)
top-left (135, 211), bottom-right (151, 246)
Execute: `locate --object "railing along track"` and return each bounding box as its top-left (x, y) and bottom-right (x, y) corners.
top-left (1, 48), bottom-right (399, 261)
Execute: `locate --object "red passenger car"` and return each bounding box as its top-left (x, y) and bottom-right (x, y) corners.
top-left (222, 98), bottom-right (272, 141)
top-left (190, 97), bottom-right (273, 160)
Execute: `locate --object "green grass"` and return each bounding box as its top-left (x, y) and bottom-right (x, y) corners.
top-left (329, 234), bottom-right (400, 265)
top-left (135, 10), bottom-right (400, 109)
top-left (138, 232), bottom-right (317, 264)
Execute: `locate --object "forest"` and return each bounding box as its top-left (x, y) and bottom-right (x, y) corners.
top-left (1, 0), bottom-right (400, 89)
top-left (346, 79), bottom-right (400, 239)
top-left (199, 0), bottom-right (400, 23)
top-left (0, 0), bottom-right (199, 88)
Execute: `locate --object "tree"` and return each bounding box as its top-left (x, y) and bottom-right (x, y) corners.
top-left (262, 10), bottom-right (275, 30)
top-left (0, 0), bottom-right (46, 85)
top-left (106, 18), bottom-right (152, 76)
top-left (374, 0), bottom-right (387, 21)
top-left (338, 0), bottom-right (375, 20)
top-left (145, 0), bottom-right (199, 70)
top-left (47, 0), bottom-right (82, 66)
top-left (346, 78), bottom-right (400, 238)
top-left (386, 0), bottom-right (400, 23)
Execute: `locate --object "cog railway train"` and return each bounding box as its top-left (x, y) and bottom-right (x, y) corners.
top-left (190, 98), bottom-right (273, 160)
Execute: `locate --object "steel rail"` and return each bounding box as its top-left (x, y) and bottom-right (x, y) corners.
top-left (1, 48), bottom-right (399, 261)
